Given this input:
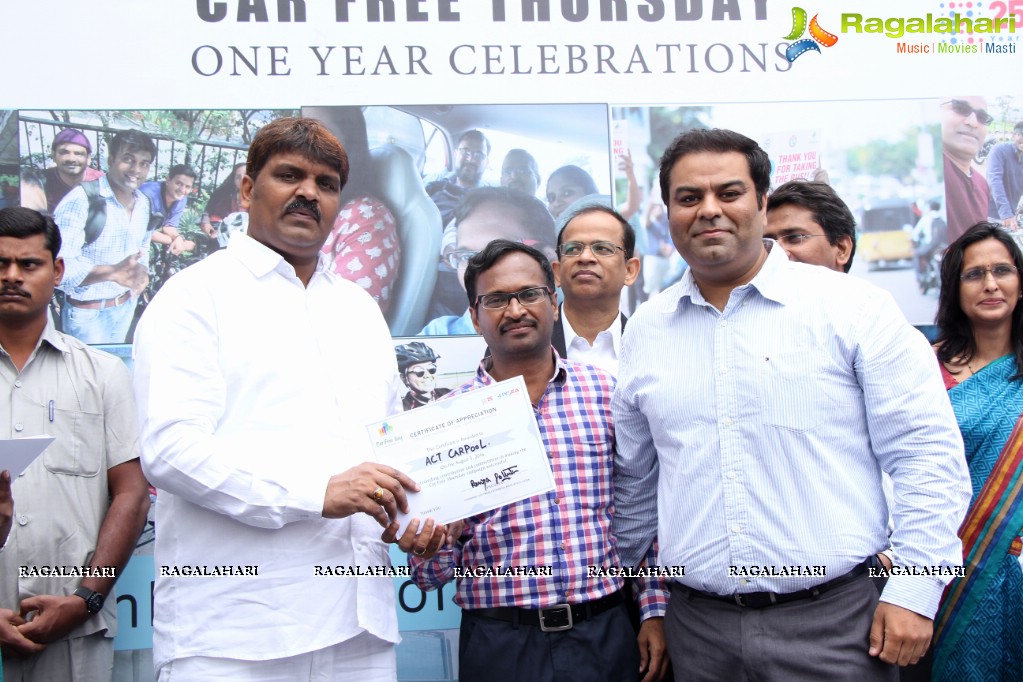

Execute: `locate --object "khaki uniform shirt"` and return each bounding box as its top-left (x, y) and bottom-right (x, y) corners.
top-left (0, 319), bottom-right (139, 639)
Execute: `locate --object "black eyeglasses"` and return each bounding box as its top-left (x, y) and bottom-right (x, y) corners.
top-left (557, 241), bottom-right (626, 258)
top-left (475, 286), bottom-right (552, 310)
top-left (407, 366), bottom-right (438, 378)
top-left (773, 234), bottom-right (828, 246)
top-left (457, 147), bottom-right (487, 162)
top-left (943, 99), bottom-right (995, 126)
top-left (960, 264), bottom-right (1018, 283)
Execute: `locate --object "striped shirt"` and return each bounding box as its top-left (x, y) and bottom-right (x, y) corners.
top-left (409, 354), bottom-right (668, 620)
top-left (613, 243), bottom-right (971, 619)
top-left (54, 177), bottom-right (152, 301)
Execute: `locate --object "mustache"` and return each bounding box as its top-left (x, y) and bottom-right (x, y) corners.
top-left (499, 318), bottom-right (536, 334)
top-left (0, 286), bottom-right (29, 298)
top-left (285, 198), bottom-right (321, 221)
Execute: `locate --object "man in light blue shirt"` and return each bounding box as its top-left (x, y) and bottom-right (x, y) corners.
top-left (53, 129), bottom-right (157, 344)
top-left (612, 128), bottom-right (971, 680)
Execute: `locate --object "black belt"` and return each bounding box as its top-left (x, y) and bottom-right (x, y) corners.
top-left (678, 559), bottom-right (871, 609)
top-left (469, 590), bottom-right (625, 632)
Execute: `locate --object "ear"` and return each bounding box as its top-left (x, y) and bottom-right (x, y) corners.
top-left (551, 289), bottom-right (559, 320)
top-left (53, 257), bottom-right (65, 286)
top-left (835, 235), bottom-right (854, 269)
top-left (552, 259), bottom-right (563, 288)
top-left (469, 305), bottom-right (483, 335)
top-left (623, 257), bottom-right (641, 286)
top-left (239, 174), bottom-right (255, 211)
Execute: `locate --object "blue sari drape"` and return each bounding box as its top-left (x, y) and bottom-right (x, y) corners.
top-left (933, 354), bottom-right (1023, 681)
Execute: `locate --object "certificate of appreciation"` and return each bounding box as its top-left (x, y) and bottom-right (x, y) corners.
top-left (367, 376), bottom-right (555, 534)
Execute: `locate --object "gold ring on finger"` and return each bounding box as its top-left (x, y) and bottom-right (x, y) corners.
top-left (373, 487), bottom-right (385, 503)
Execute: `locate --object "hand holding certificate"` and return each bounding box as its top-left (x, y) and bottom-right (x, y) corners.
top-left (367, 376), bottom-right (555, 535)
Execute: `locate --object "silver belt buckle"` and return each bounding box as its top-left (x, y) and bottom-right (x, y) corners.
top-left (538, 604), bottom-right (573, 632)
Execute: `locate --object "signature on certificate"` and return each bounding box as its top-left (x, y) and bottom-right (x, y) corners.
top-left (470, 465), bottom-right (520, 492)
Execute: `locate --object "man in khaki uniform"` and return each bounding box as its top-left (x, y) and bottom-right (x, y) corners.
top-left (0, 207), bottom-right (149, 682)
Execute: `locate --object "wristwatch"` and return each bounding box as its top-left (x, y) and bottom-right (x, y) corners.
top-left (73, 586), bottom-right (105, 615)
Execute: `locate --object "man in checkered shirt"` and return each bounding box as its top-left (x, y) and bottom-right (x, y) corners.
top-left (409, 239), bottom-right (669, 682)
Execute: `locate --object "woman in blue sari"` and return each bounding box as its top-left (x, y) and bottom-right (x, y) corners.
top-left (933, 222), bottom-right (1023, 681)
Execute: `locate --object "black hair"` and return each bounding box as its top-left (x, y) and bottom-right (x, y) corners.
top-left (246, 116), bottom-right (348, 188)
top-left (557, 204), bottom-right (637, 259)
top-left (658, 128), bottom-right (771, 209)
top-left (767, 180), bottom-right (857, 272)
top-left (547, 165), bottom-right (599, 196)
top-left (464, 239), bottom-right (556, 308)
top-left (108, 129), bottom-right (157, 162)
top-left (167, 164), bottom-right (197, 180)
top-left (455, 186), bottom-right (557, 254)
top-left (457, 129), bottom-right (491, 156)
top-left (936, 221), bottom-right (1023, 378)
top-left (0, 207), bottom-right (62, 259)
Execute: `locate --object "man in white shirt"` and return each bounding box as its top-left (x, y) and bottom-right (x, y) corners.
top-left (133, 117), bottom-right (446, 681)
top-left (551, 206), bottom-right (639, 376)
top-left (613, 128), bottom-right (971, 680)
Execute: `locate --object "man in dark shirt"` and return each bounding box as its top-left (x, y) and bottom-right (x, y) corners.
top-left (940, 96), bottom-right (991, 242)
top-left (43, 128), bottom-right (104, 212)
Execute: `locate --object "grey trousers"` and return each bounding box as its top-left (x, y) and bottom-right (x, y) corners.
top-left (664, 575), bottom-right (899, 682)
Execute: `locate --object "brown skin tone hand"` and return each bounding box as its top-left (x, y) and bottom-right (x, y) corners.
top-left (383, 517), bottom-right (447, 561)
top-left (80, 252), bottom-right (149, 296)
top-left (322, 462), bottom-right (446, 558)
top-left (869, 602), bottom-right (933, 666)
top-left (638, 617), bottom-right (669, 682)
top-left (321, 462), bottom-right (420, 526)
top-left (0, 608), bottom-right (45, 658)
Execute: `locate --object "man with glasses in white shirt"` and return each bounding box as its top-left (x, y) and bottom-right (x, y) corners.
top-left (764, 180), bottom-right (857, 273)
top-left (550, 205), bottom-right (639, 376)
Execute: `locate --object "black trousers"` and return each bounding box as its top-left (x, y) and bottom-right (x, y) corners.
top-left (458, 603), bottom-right (639, 682)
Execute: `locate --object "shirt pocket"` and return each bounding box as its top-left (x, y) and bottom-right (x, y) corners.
top-left (43, 409), bottom-right (104, 477)
top-left (556, 438), bottom-right (612, 510)
top-left (757, 349), bottom-right (853, 433)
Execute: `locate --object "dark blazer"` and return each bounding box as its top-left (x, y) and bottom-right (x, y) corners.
top-left (552, 307), bottom-right (628, 359)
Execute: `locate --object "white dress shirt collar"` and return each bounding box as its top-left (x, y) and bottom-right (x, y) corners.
top-left (560, 305), bottom-right (622, 376)
top-left (229, 232), bottom-right (333, 283)
top-left (670, 240), bottom-right (793, 312)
